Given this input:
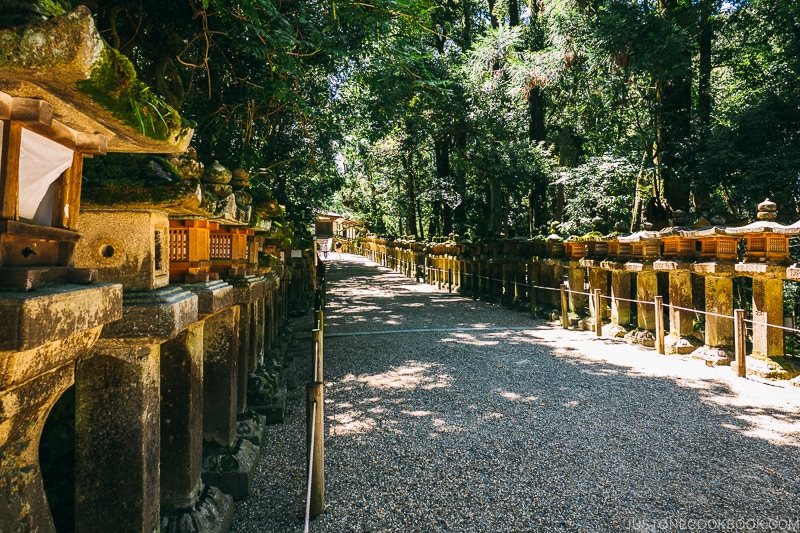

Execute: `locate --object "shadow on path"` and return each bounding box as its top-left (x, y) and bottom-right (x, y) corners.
top-left (235, 254), bottom-right (800, 533)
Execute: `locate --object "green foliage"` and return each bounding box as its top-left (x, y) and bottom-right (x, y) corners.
top-left (555, 153), bottom-right (639, 235)
top-left (77, 47), bottom-right (182, 141)
top-left (73, 0), bottom-right (800, 237)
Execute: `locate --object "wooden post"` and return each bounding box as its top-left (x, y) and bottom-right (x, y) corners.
top-left (530, 264), bottom-right (537, 319)
top-left (561, 283), bottom-right (569, 329)
top-left (655, 296), bottom-right (665, 354)
top-left (312, 328), bottom-right (323, 382)
top-left (735, 309), bottom-right (747, 378)
top-left (306, 382), bottom-right (324, 520)
top-left (594, 289), bottom-right (602, 337)
top-left (448, 268), bottom-right (453, 293)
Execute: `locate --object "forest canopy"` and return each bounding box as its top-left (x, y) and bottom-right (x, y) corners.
top-left (16, 0), bottom-right (800, 239)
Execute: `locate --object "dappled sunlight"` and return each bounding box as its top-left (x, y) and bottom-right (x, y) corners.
top-left (432, 417), bottom-right (464, 433)
top-left (341, 360), bottom-right (453, 391)
top-left (497, 390), bottom-right (539, 403)
top-left (401, 410), bottom-right (434, 417)
top-left (327, 409), bottom-right (377, 436)
top-left (524, 329), bottom-right (800, 448)
top-left (441, 332), bottom-right (500, 346)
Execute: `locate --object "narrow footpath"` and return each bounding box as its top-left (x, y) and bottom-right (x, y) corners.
top-left (234, 253), bottom-right (800, 533)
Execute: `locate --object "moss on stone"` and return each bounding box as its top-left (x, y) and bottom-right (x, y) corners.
top-left (38, 0), bottom-right (73, 17)
top-left (77, 46), bottom-right (182, 141)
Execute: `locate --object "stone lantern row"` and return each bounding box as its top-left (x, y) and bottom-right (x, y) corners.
top-left (69, 208), bottom-right (301, 531)
top-left (0, 88), bottom-right (313, 532)
top-left (358, 200), bottom-right (800, 364)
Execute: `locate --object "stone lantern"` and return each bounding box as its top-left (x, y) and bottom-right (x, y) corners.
top-left (654, 226), bottom-right (699, 354)
top-left (618, 230), bottom-right (661, 261)
top-left (727, 199), bottom-right (791, 263)
top-left (727, 199), bottom-right (800, 358)
top-left (684, 222), bottom-right (738, 364)
top-left (0, 90), bottom-right (123, 533)
top-left (564, 237), bottom-right (586, 259)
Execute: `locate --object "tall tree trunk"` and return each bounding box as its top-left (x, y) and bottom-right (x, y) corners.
top-left (453, 126), bottom-right (468, 233)
top-left (401, 153), bottom-right (418, 238)
top-left (489, 176), bottom-right (503, 236)
top-left (433, 136), bottom-right (451, 237)
top-left (509, 0), bottom-right (519, 27)
top-left (694, 0), bottom-right (714, 212)
top-left (443, 203), bottom-right (453, 235)
top-left (487, 0), bottom-right (499, 29)
top-left (528, 88), bottom-right (547, 143)
top-left (655, 0), bottom-right (692, 213)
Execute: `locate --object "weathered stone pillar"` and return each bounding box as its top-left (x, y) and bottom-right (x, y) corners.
top-left (751, 277), bottom-right (784, 357)
top-left (609, 270), bottom-right (632, 327)
top-left (76, 341), bottom-right (161, 531)
top-left (0, 284), bottom-right (120, 533)
top-left (541, 260), bottom-right (564, 309)
top-left (203, 306), bottom-right (240, 446)
top-left (202, 304), bottom-right (260, 500)
top-left (74, 287), bottom-right (196, 533)
top-left (652, 262), bottom-right (699, 354)
top-left (161, 279), bottom-right (234, 531)
top-left (705, 276), bottom-right (734, 349)
top-left (587, 266), bottom-right (608, 327)
top-left (232, 276), bottom-right (267, 414)
top-left (668, 270), bottom-right (694, 337)
top-left (567, 262), bottom-right (587, 316)
top-left (635, 269), bottom-right (658, 331)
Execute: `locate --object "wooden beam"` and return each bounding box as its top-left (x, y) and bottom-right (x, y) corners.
top-left (0, 121), bottom-right (21, 220)
top-left (0, 220), bottom-right (81, 242)
top-left (0, 92), bottom-right (11, 120)
top-left (49, 153), bottom-right (84, 229)
top-left (76, 131), bottom-right (107, 155)
top-left (11, 97), bottom-right (53, 126)
top-left (64, 152), bottom-right (83, 230)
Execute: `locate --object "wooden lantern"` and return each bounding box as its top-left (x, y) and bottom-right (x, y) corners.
top-left (697, 235), bottom-right (739, 261)
top-left (169, 219), bottom-right (218, 283)
top-left (210, 226), bottom-right (254, 277)
top-left (0, 92), bottom-right (105, 289)
top-left (661, 235), bottom-right (696, 259)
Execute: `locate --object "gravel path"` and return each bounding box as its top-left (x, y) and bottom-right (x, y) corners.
top-left (233, 253), bottom-right (800, 533)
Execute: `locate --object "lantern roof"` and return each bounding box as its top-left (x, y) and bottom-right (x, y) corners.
top-left (617, 230), bottom-right (660, 243)
top-left (0, 6), bottom-right (192, 154)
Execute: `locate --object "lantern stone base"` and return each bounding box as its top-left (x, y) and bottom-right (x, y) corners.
top-left (236, 411), bottom-right (267, 447)
top-left (664, 334), bottom-right (702, 355)
top-left (160, 483), bottom-right (234, 533)
top-left (602, 323), bottom-right (629, 338)
top-left (201, 438), bottom-right (260, 500)
top-left (693, 346), bottom-right (734, 366)
top-left (738, 356), bottom-right (800, 380)
top-left (624, 328), bottom-right (656, 348)
top-left (249, 386), bottom-right (288, 425)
